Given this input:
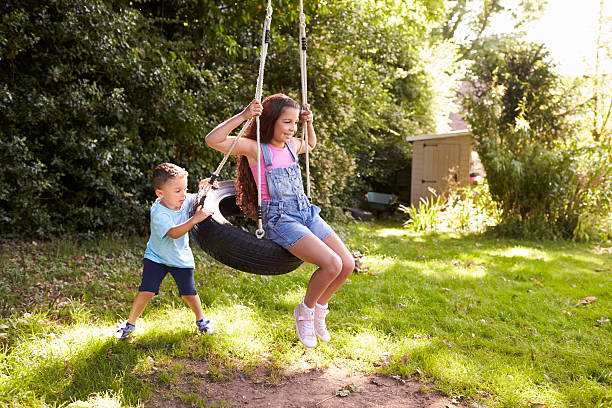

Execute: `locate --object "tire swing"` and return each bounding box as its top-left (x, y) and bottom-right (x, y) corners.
top-left (190, 0), bottom-right (312, 276)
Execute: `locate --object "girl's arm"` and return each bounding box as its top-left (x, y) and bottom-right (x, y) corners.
top-left (205, 100), bottom-right (263, 158)
top-left (295, 105), bottom-right (316, 154)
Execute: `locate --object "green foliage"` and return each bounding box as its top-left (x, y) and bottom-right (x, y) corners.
top-left (1, 0), bottom-right (221, 236)
top-left (462, 36), bottom-right (612, 240)
top-left (1, 0), bottom-right (447, 236)
top-left (400, 181), bottom-right (501, 233)
top-left (299, 0), bottom-right (444, 204)
top-left (400, 189), bottom-right (445, 232)
top-left (436, 0), bottom-right (545, 57)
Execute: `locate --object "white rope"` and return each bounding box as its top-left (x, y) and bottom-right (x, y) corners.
top-left (255, 0), bottom-right (273, 239)
top-left (210, 119), bottom-right (252, 182)
top-left (299, 0), bottom-right (311, 200)
top-left (203, 0), bottom-right (272, 240)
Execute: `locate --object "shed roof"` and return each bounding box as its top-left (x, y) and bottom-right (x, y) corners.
top-left (406, 129), bottom-right (471, 142)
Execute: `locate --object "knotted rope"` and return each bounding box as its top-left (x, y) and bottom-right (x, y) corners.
top-left (299, 0), bottom-right (311, 200)
top-left (204, 0), bottom-right (273, 239)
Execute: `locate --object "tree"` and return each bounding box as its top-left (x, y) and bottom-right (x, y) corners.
top-left (0, 0), bottom-right (447, 236)
top-left (437, 0), bottom-right (545, 58)
top-left (462, 35), bottom-right (611, 240)
top-left (590, 0), bottom-right (612, 143)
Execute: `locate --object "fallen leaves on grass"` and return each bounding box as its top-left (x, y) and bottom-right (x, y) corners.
top-left (577, 296), bottom-right (597, 305)
top-left (351, 250), bottom-right (369, 273)
top-left (594, 245), bottom-right (612, 254)
top-left (454, 303), bottom-right (467, 313)
top-left (525, 398), bottom-right (549, 407)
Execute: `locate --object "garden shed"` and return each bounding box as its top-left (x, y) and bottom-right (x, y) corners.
top-left (407, 129), bottom-right (479, 208)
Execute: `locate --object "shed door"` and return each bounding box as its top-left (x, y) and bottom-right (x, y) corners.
top-left (438, 144), bottom-right (460, 193)
top-left (421, 143), bottom-right (460, 199)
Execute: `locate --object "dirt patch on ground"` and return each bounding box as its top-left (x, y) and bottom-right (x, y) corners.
top-left (143, 360), bottom-right (471, 408)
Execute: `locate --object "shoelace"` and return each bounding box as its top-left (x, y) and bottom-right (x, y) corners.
top-left (315, 309), bottom-right (327, 332)
top-left (301, 318), bottom-right (315, 335)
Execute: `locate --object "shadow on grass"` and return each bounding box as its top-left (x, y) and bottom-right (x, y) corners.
top-left (2, 224), bottom-right (611, 407)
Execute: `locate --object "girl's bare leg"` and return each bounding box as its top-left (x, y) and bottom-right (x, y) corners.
top-left (317, 233), bottom-right (354, 305)
top-left (288, 233), bottom-right (353, 308)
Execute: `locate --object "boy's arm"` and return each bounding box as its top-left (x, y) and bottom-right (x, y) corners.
top-left (165, 216), bottom-right (199, 239)
top-left (166, 206), bottom-right (212, 239)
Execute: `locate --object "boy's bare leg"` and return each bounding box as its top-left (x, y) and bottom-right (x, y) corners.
top-left (127, 291), bottom-right (155, 325)
top-left (181, 295), bottom-right (205, 321)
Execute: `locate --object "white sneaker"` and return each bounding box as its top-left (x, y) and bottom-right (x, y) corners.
top-left (294, 303), bottom-right (317, 348)
top-left (314, 304), bottom-right (331, 343)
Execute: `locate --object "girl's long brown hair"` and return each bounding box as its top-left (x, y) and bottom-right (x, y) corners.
top-left (236, 94), bottom-right (300, 219)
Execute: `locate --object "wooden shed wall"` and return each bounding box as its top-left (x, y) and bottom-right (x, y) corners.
top-left (410, 135), bottom-right (471, 208)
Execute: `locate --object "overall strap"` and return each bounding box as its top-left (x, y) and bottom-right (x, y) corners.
top-left (261, 143), bottom-right (273, 167)
top-left (285, 142), bottom-right (298, 162)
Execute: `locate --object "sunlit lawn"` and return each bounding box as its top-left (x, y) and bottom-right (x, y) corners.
top-left (0, 221), bottom-right (610, 407)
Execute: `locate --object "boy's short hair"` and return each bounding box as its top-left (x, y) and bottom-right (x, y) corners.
top-left (153, 163), bottom-right (188, 189)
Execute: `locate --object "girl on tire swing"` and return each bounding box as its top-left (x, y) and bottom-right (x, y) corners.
top-left (206, 94), bottom-right (354, 348)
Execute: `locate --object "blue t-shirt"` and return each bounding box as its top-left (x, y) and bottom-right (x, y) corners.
top-left (144, 193), bottom-right (197, 268)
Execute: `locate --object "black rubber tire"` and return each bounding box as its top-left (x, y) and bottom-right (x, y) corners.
top-left (189, 180), bottom-right (304, 275)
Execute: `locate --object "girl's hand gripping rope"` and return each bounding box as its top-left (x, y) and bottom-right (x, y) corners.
top-left (241, 99), bottom-right (264, 121)
top-left (300, 104), bottom-right (313, 123)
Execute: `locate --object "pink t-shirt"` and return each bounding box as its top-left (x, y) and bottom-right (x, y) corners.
top-left (249, 144), bottom-right (296, 202)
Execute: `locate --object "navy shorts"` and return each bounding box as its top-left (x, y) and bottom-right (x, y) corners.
top-left (139, 258), bottom-right (197, 296)
top-left (263, 201), bottom-right (334, 249)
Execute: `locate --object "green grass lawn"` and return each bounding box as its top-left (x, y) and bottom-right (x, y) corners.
top-left (0, 221), bottom-right (610, 407)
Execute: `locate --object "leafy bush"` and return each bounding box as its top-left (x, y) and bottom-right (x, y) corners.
top-left (0, 0), bottom-right (446, 236)
top-left (1, 0), bottom-right (218, 236)
top-left (400, 181), bottom-right (501, 233)
top-left (462, 36), bottom-right (611, 240)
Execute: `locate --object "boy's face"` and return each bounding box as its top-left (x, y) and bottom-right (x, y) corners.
top-left (272, 107), bottom-right (299, 145)
top-left (156, 175), bottom-right (188, 211)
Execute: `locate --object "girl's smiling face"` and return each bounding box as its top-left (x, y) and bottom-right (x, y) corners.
top-left (156, 175), bottom-right (188, 211)
top-left (271, 107), bottom-right (299, 146)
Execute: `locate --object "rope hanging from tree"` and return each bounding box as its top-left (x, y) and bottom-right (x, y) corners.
top-left (299, 0), bottom-right (312, 201)
top-left (199, 0), bottom-right (273, 239)
top-left (200, 0), bottom-right (312, 238)
top-left (190, 0), bottom-right (312, 275)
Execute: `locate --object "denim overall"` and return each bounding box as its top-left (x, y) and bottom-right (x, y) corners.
top-left (260, 142), bottom-right (333, 249)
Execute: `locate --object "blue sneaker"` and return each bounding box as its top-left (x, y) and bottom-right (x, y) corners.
top-left (196, 318), bottom-right (214, 334)
top-left (114, 321), bottom-right (135, 339)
